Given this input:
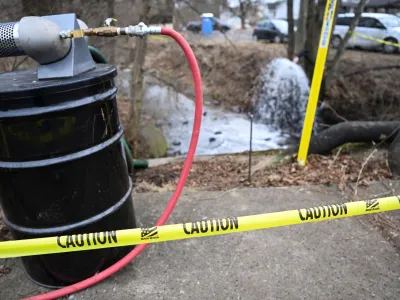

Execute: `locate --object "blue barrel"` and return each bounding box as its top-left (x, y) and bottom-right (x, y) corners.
top-left (0, 64), bottom-right (136, 288)
top-left (201, 13), bottom-right (214, 35)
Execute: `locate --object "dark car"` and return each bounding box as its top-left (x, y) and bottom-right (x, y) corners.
top-left (253, 19), bottom-right (288, 43)
top-left (186, 17), bottom-right (231, 33)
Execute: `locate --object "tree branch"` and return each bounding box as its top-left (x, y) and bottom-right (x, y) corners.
top-left (176, 0), bottom-right (202, 15)
top-left (325, 0), bottom-right (367, 85)
top-left (287, 0), bottom-right (295, 59)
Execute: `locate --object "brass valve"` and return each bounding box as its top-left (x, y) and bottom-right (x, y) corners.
top-left (66, 27), bottom-right (119, 38)
top-left (59, 19), bottom-right (161, 39)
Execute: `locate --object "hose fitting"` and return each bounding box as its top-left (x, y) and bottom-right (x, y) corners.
top-left (60, 21), bottom-right (162, 39)
top-left (122, 22), bottom-right (162, 37)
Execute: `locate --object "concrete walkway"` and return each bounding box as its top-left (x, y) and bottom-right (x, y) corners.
top-left (1, 184), bottom-right (399, 299)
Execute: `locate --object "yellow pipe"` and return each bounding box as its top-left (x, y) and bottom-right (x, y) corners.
top-left (297, 0), bottom-right (338, 166)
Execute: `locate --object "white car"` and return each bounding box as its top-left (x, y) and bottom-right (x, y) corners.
top-left (332, 13), bottom-right (400, 53)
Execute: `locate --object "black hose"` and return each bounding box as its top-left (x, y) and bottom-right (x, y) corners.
top-left (88, 45), bottom-right (108, 64)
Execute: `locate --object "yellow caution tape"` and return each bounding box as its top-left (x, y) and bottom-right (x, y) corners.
top-left (0, 195), bottom-right (399, 259)
top-left (350, 31), bottom-right (400, 47)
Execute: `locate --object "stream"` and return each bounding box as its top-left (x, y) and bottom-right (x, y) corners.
top-left (142, 80), bottom-right (288, 156)
top-left (139, 58), bottom-right (310, 156)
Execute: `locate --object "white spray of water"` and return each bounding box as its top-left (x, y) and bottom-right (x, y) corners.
top-left (251, 58), bottom-right (312, 138)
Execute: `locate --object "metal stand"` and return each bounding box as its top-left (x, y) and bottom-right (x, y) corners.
top-left (38, 13), bottom-right (95, 80)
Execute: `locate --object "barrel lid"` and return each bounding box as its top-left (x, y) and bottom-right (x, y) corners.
top-left (0, 64), bottom-right (117, 103)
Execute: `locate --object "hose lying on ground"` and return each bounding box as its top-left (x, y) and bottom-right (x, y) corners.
top-left (308, 121), bottom-right (400, 155)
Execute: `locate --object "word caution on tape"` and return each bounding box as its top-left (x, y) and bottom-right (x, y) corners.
top-left (0, 196), bottom-right (399, 259)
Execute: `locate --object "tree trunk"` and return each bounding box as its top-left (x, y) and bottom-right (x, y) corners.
top-left (107, 0), bottom-right (116, 64)
top-left (303, 0), bottom-right (325, 80)
top-left (287, 0), bottom-right (295, 59)
top-left (239, 2), bottom-right (246, 29)
top-left (324, 0), bottom-right (366, 85)
top-left (126, 0), bottom-right (151, 157)
top-left (309, 121), bottom-right (400, 155)
top-left (295, 0), bottom-right (308, 55)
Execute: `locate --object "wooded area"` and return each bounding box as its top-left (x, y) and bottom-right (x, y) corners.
top-left (0, 0), bottom-right (399, 171)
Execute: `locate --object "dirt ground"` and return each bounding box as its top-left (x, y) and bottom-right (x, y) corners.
top-left (133, 148), bottom-right (394, 192)
top-left (145, 40), bottom-right (286, 112)
top-left (325, 50), bottom-right (400, 121)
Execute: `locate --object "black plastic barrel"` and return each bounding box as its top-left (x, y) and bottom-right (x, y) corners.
top-left (0, 64), bottom-right (136, 288)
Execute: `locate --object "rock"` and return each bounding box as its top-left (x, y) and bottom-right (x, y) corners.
top-left (214, 131), bottom-right (222, 135)
top-left (203, 112), bottom-right (207, 116)
top-left (182, 121), bottom-right (189, 125)
top-left (209, 137), bottom-right (216, 143)
top-left (139, 124), bottom-right (169, 158)
top-left (172, 141), bottom-right (181, 146)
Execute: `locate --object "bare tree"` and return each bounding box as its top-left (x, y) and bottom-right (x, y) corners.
top-left (302, 0), bottom-right (400, 172)
top-left (107, 0), bottom-right (116, 63)
top-left (220, 0), bottom-right (259, 29)
top-left (234, 0), bottom-right (260, 29)
top-left (126, 0), bottom-right (152, 157)
top-left (239, 0), bottom-right (250, 29)
top-left (295, 0), bottom-right (308, 55)
top-left (303, 0), bottom-right (327, 79)
top-left (287, 0), bottom-right (295, 59)
top-left (325, 0), bottom-right (367, 85)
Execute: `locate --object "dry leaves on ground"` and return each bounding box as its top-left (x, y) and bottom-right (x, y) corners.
top-left (134, 153), bottom-right (393, 192)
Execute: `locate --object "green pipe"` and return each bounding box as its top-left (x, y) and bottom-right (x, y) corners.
top-left (89, 45), bottom-right (149, 170)
top-left (88, 45), bottom-right (107, 64)
top-left (132, 160), bottom-right (149, 169)
top-left (123, 139), bottom-right (149, 169)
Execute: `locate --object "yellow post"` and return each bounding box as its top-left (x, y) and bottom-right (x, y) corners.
top-left (297, 0), bottom-right (338, 166)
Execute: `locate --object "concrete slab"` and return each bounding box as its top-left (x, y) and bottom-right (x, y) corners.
top-left (1, 185), bottom-right (399, 300)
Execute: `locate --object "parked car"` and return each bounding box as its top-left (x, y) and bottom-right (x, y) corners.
top-left (252, 19), bottom-right (288, 43)
top-left (186, 17), bottom-right (231, 34)
top-left (186, 21), bottom-right (202, 33)
top-left (332, 13), bottom-right (400, 53)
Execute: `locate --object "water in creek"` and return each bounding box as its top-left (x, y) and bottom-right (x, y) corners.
top-left (141, 58), bottom-right (311, 156)
top-left (142, 84), bottom-right (287, 156)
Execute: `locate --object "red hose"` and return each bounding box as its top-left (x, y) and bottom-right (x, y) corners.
top-left (25, 27), bottom-right (203, 300)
